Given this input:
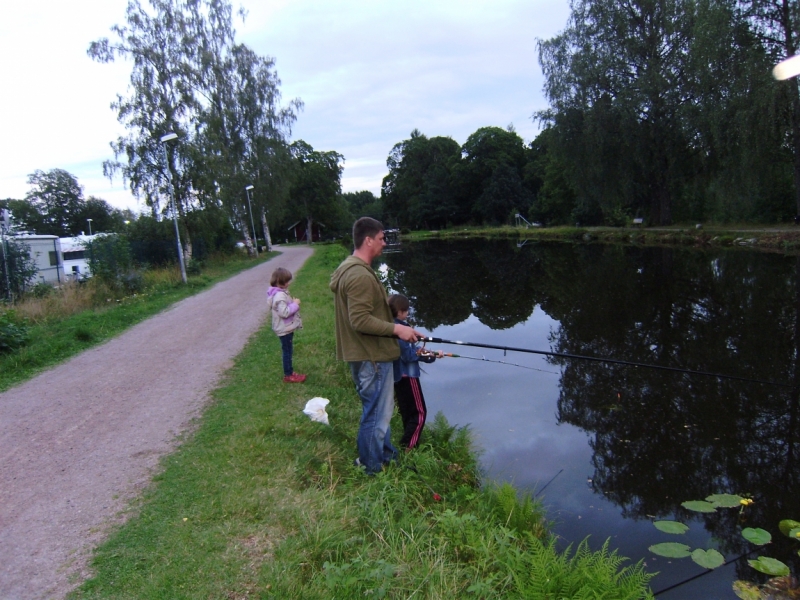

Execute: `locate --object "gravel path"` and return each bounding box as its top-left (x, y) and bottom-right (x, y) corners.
top-left (0, 246), bottom-right (313, 600)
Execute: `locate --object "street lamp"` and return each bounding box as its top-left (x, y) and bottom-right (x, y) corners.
top-left (86, 218), bottom-right (93, 236)
top-left (160, 132), bottom-right (187, 283)
top-left (245, 184), bottom-right (258, 256)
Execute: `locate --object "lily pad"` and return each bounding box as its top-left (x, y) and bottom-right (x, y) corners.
top-left (742, 527), bottom-right (771, 545)
top-left (779, 519), bottom-right (800, 537)
top-left (692, 548), bottom-right (725, 569)
top-left (649, 542), bottom-right (692, 558)
top-left (654, 520), bottom-right (689, 535)
top-left (706, 493), bottom-right (743, 508)
top-left (748, 556), bottom-right (790, 577)
top-left (789, 528), bottom-right (800, 540)
top-left (732, 580), bottom-right (761, 600)
top-left (682, 500), bottom-right (717, 513)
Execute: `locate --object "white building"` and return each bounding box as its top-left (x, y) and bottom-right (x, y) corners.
top-left (12, 234), bottom-right (65, 285)
top-left (59, 234), bottom-right (98, 281)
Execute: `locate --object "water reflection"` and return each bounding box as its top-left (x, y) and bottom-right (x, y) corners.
top-left (381, 239), bottom-right (800, 597)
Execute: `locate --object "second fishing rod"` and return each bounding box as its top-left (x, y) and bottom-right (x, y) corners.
top-left (414, 335), bottom-right (794, 389)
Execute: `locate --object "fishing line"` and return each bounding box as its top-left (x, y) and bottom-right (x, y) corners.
top-left (651, 548), bottom-right (756, 597)
top-left (438, 352), bottom-right (560, 375)
top-left (420, 336), bottom-right (794, 389)
top-left (535, 468), bottom-right (564, 497)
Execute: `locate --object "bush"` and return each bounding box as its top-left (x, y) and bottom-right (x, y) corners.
top-left (85, 234), bottom-right (134, 290)
top-left (0, 310), bottom-right (29, 354)
top-left (28, 282), bottom-right (54, 299)
top-left (0, 237), bottom-right (38, 300)
top-left (121, 271), bottom-right (145, 294)
top-left (186, 259), bottom-right (203, 276)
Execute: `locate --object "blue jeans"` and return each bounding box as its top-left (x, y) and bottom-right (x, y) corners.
top-left (349, 361), bottom-right (397, 474)
top-left (280, 332), bottom-right (294, 376)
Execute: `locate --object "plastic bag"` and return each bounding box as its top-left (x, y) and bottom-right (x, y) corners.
top-left (303, 397), bottom-right (330, 425)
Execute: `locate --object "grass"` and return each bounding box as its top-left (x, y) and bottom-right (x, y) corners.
top-left (0, 251), bottom-right (277, 392)
top-left (70, 243), bottom-right (654, 599)
top-left (405, 223), bottom-right (800, 254)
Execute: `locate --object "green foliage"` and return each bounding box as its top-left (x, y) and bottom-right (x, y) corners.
top-left (779, 520), bottom-right (800, 537)
top-left (287, 140), bottom-right (346, 237)
top-left (89, 0), bottom-right (299, 238)
top-left (0, 252), bottom-right (274, 392)
top-left (651, 490), bottom-right (800, 587)
top-left (682, 500), bottom-right (718, 513)
top-left (537, 0), bottom-right (794, 225)
top-left (381, 129), bottom-right (466, 229)
top-left (85, 235), bottom-right (141, 293)
top-left (27, 282), bottom-right (55, 299)
top-left (692, 548), bottom-right (725, 569)
top-left (742, 528), bottom-right (771, 545)
top-left (706, 494), bottom-right (744, 508)
top-left (185, 259), bottom-right (203, 276)
top-left (0, 310), bottom-right (29, 354)
top-left (649, 542), bottom-right (692, 558)
top-left (0, 236), bottom-right (37, 300)
top-left (748, 556), bottom-right (790, 577)
top-left (485, 483), bottom-right (547, 537)
top-left (653, 521), bottom-right (689, 535)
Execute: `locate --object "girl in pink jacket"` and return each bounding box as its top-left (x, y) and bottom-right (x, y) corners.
top-left (266, 267), bottom-right (305, 383)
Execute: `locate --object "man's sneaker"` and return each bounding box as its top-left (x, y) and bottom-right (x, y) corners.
top-left (283, 373), bottom-right (306, 383)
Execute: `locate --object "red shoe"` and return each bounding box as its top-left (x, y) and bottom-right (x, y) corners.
top-left (283, 373), bottom-right (306, 383)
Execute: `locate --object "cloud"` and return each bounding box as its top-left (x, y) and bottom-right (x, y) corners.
top-left (1, 0), bottom-right (570, 207)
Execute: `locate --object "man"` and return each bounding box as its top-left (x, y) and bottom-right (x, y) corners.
top-left (330, 217), bottom-right (422, 474)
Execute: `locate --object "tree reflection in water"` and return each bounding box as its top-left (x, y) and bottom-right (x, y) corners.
top-left (382, 238), bottom-right (800, 589)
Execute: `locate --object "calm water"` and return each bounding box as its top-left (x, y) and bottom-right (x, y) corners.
top-left (380, 238), bottom-right (800, 599)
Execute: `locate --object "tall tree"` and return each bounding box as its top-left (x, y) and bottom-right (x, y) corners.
top-left (192, 42), bottom-right (301, 255)
top-left (456, 126), bottom-right (529, 224)
top-left (738, 0), bottom-right (800, 215)
top-left (288, 140), bottom-right (344, 243)
top-left (538, 0), bottom-right (699, 225)
top-left (381, 130), bottom-right (462, 228)
top-left (24, 169), bottom-right (85, 236)
top-left (538, 0), bottom-right (791, 225)
top-left (88, 0), bottom-right (206, 216)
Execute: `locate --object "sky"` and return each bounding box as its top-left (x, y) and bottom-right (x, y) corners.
top-left (0, 0), bottom-right (571, 212)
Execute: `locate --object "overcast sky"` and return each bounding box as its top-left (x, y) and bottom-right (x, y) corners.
top-left (0, 0), bottom-right (570, 212)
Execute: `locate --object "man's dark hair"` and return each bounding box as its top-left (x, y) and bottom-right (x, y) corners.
top-left (353, 217), bottom-right (383, 249)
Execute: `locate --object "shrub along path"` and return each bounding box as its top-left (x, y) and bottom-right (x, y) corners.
top-left (0, 245), bottom-right (313, 600)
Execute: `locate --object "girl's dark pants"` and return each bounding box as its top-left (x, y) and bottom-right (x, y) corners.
top-left (280, 332), bottom-right (294, 376)
top-left (395, 376), bottom-right (427, 449)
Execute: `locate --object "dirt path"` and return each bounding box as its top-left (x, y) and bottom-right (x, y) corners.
top-left (0, 246), bottom-right (313, 600)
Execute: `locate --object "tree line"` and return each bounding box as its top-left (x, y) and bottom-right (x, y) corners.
top-left (81, 0), bottom-right (356, 256)
top-left (380, 1), bottom-right (800, 229)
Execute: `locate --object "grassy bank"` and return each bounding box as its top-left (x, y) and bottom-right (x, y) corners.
top-left (0, 252), bottom-right (276, 392)
top-left (72, 243), bottom-right (653, 599)
top-left (406, 224), bottom-right (800, 254)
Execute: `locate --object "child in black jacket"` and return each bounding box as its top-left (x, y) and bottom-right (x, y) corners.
top-left (388, 294), bottom-right (442, 449)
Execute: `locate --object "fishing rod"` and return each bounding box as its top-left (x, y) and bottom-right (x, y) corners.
top-left (651, 548), bottom-right (757, 597)
top-left (419, 336), bottom-right (795, 389)
top-left (535, 468), bottom-right (563, 497)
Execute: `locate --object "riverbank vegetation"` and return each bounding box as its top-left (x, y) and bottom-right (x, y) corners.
top-left (0, 250), bottom-right (275, 392)
top-left (71, 243), bottom-right (654, 599)
top-left (405, 223), bottom-right (800, 255)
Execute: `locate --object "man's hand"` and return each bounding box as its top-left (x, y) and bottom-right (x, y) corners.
top-left (394, 323), bottom-right (422, 343)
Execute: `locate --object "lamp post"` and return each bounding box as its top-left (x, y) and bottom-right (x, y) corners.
top-left (86, 218), bottom-right (93, 236)
top-left (245, 184), bottom-right (258, 256)
top-left (1, 209), bottom-right (10, 301)
top-left (160, 132), bottom-right (187, 283)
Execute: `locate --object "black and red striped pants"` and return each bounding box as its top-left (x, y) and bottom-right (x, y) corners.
top-left (395, 376), bottom-right (428, 449)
